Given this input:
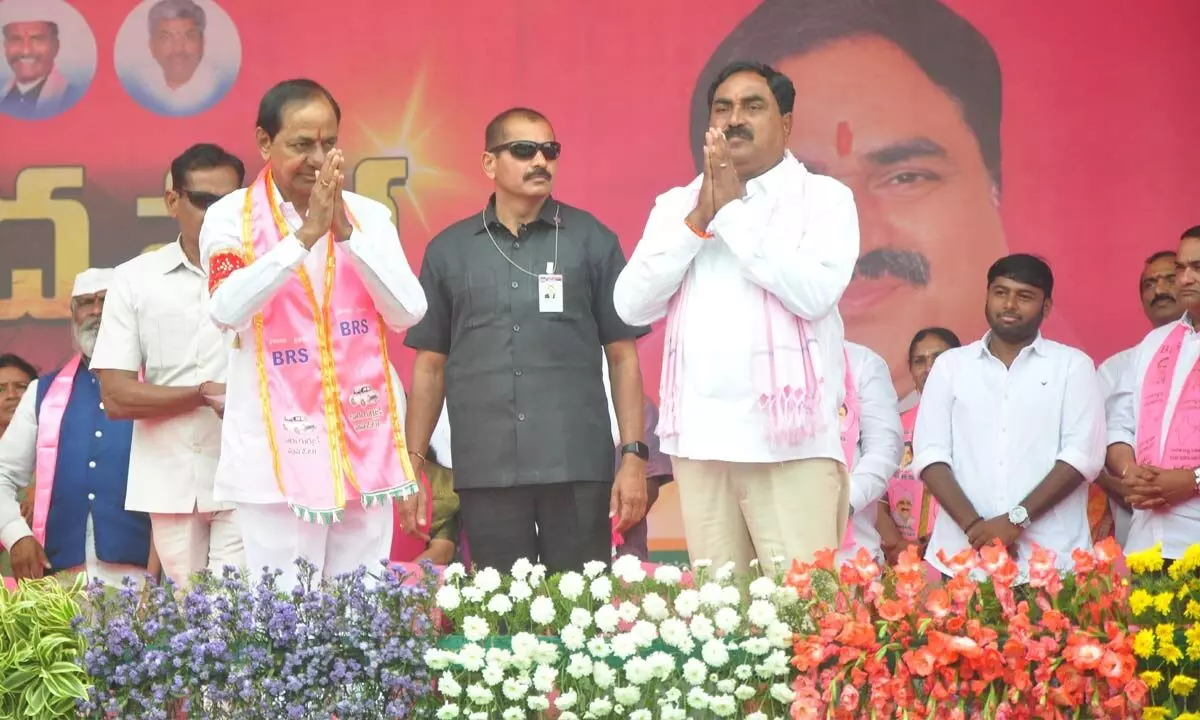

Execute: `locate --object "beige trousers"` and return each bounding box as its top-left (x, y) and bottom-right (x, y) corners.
top-left (150, 509), bottom-right (245, 588)
top-left (673, 456), bottom-right (850, 577)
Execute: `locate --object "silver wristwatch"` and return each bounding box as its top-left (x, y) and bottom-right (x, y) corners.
top-left (1007, 505), bottom-right (1031, 529)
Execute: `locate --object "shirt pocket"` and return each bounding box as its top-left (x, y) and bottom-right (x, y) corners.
top-left (144, 309), bottom-right (196, 371)
top-left (463, 271), bottom-right (501, 330)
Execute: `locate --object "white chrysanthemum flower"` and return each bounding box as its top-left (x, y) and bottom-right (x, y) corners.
top-left (662, 688), bottom-right (682, 704)
top-left (532, 664), bottom-right (557, 693)
top-left (424, 648), bottom-right (453, 670)
top-left (444, 563), bottom-right (466, 582)
top-left (532, 641), bottom-right (559, 665)
top-left (748, 576), bottom-right (777, 599)
top-left (465, 683), bottom-right (493, 706)
top-left (510, 557), bottom-right (533, 581)
top-left (742, 637), bottom-right (771, 656)
top-left (673, 589), bottom-right (700, 618)
top-left (481, 663), bottom-right (504, 686)
top-left (588, 697), bottom-right (615, 716)
top-left (775, 584), bottom-right (800, 606)
top-left (486, 593), bottom-right (513, 616)
top-left (693, 558), bottom-right (713, 569)
top-left (566, 652), bottom-right (593, 679)
top-left (716, 678), bottom-right (736, 694)
top-left (766, 621), bottom-right (793, 648)
top-left (561, 624), bottom-right (586, 651)
top-left (631, 620), bottom-right (658, 647)
top-left (770, 682), bottom-right (796, 703)
top-left (720, 585), bottom-right (742, 607)
top-left (734, 684), bottom-right (756, 701)
top-left (689, 614), bottom-right (715, 642)
top-left (734, 664), bottom-right (753, 681)
top-left (507, 580), bottom-right (532, 602)
top-left (686, 686), bottom-right (710, 709)
top-left (526, 695), bottom-right (550, 711)
top-left (530, 596), bottom-right (556, 625)
top-left (630, 709), bottom-right (652, 720)
top-left (587, 636), bottom-right (612, 658)
top-left (661, 707), bottom-right (686, 720)
top-left (709, 694), bottom-right (737, 716)
top-left (474, 567), bottom-right (502, 593)
top-left (590, 575), bottom-right (614, 602)
top-left (501, 708), bottom-right (524, 720)
top-left (435, 584), bottom-right (462, 611)
top-left (528, 563), bottom-right (547, 584)
top-left (439, 674), bottom-right (462, 697)
top-left (610, 632), bottom-right (638, 659)
top-left (509, 632), bottom-right (538, 664)
top-left (554, 690), bottom-right (578, 710)
top-left (613, 685), bottom-right (640, 706)
top-left (593, 661), bottom-right (616, 688)
top-left (569, 607), bottom-right (593, 629)
top-left (760, 650), bottom-right (790, 677)
top-left (654, 564), bottom-right (683, 585)
top-left (435, 702), bottom-right (460, 719)
top-left (558, 571), bottom-right (585, 600)
top-left (460, 586), bottom-right (486, 603)
top-left (558, 713), bottom-right (580, 720)
top-left (746, 713), bottom-right (768, 720)
top-left (501, 677), bottom-right (527, 701)
top-left (625, 656), bottom-right (653, 685)
top-left (659, 618), bottom-right (690, 648)
top-left (462, 616), bottom-right (489, 643)
top-left (747, 600), bottom-right (777, 628)
top-left (616, 600), bottom-right (640, 623)
top-left (583, 560), bottom-right (607, 578)
top-left (484, 647), bottom-right (511, 670)
top-left (594, 604), bottom-right (620, 633)
top-left (467, 712), bottom-right (487, 720)
top-left (612, 554), bottom-right (647, 583)
top-left (647, 651), bottom-right (675, 680)
top-left (458, 643), bottom-right (486, 672)
top-left (702, 638), bottom-right (730, 668)
top-left (682, 657), bottom-right (707, 684)
top-left (640, 592), bottom-right (669, 621)
top-left (714, 607), bottom-right (741, 634)
top-left (715, 561), bottom-right (736, 581)
top-left (699, 582), bottom-right (725, 608)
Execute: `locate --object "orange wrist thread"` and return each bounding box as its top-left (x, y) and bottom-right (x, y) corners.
top-left (685, 219), bottom-right (713, 239)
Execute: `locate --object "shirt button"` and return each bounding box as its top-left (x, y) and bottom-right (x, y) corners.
top-left (193, 444), bottom-right (203, 453)
top-left (513, 324), bottom-right (520, 332)
top-left (87, 493), bottom-right (95, 501)
top-left (95, 430), bottom-right (103, 438)
top-left (517, 412), bottom-right (526, 421)
top-left (511, 281), bottom-right (519, 289)
top-left (99, 402), bottom-right (105, 410)
top-left (514, 369), bottom-right (523, 376)
top-left (513, 242), bottom-right (520, 249)
top-left (88, 461), bottom-right (96, 469)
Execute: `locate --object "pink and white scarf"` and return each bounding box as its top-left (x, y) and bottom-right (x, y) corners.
top-left (1135, 322), bottom-right (1200, 470)
top-left (659, 172), bottom-right (824, 447)
top-left (31, 354), bottom-right (83, 544)
top-left (837, 353), bottom-right (860, 550)
top-left (240, 168), bottom-right (424, 532)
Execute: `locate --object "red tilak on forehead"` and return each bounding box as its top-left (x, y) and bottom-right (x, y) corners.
top-left (835, 121), bottom-right (854, 157)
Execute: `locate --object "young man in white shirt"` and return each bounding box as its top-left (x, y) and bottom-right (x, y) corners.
top-left (1106, 228), bottom-right (1200, 561)
top-left (1094, 249), bottom-right (1180, 547)
top-left (199, 79), bottom-right (427, 589)
top-left (613, 60), bottom-right (860, 574)
top-left (913, 254), bottom-right (1105, 578)
top-left (92, 143), bottom-right (246, 587)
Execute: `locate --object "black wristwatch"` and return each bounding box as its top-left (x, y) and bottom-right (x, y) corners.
top-left (620, 441), bottom-right (650, 461)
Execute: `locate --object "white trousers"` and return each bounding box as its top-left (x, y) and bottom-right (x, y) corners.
top-left (150, 509), bottom-right (244, 588)
top-left (235, 502), bottom-right (393, 591)
top-left (59, 514), bottom-right (150, 590)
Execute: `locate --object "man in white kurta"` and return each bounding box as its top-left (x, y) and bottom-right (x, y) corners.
top-left (613, 62), bottom-right (859, 574)
top-left (913, 255), bottom-right (1105, 578)
top-left (1106, 230), bottom-right (1200, 560)
top-left (92, 143), bottom-right (247, 587)
top-left (199, 79), bottom-right (427, 588)
top-left (836, 342), bottom-right (903, 565)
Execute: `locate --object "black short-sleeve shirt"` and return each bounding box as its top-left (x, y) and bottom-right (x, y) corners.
top-left (405, 196), bottom-right (648, 490)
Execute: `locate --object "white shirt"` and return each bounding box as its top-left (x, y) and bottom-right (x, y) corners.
top-left (913, 333), bottom-right (1105, 577)
top-left (91, 240), bottom-right (230, 514)
top-left (0, 378), bottom-right (42, 550)
top-left (1098, 346), bottom-right (1136, 402)
top-left (198, 185), bottom-right (427, 504)
top-left (139, 62), bottom-right (220, 114)
top-left (612, 152), bottom-right (860, 463)
top-left (1106, 317), bottom-right (1200, 557)
top-left (838, 342), bottom-right (903, 564)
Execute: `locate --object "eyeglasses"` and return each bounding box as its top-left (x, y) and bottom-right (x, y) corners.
top-left (178, 188), bottom-right (229, 210)
top-left (487, 141), bottom-right (562, 161)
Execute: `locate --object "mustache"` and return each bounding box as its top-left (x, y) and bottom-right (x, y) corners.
top-left (524, 168), bottom-right (552, 182)
top-left (1151, 293), bottom-right (1176, 305)
top-left (724, 125), bottom-right (753, 141)
top-left (854, 248), bottom-right (931, 287)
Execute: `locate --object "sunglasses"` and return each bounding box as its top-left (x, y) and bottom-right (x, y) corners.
top-left (178, 188), bottom-right (228, 210)
top-left (488, 140), bottom-right (562, 161)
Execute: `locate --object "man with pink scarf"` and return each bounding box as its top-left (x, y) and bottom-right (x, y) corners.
top-left (613, 61), bottom-right (860, 574)
top-left (199, 79), bottom-right (428, 588)
top-left (0, 269), bottom-right (154, 585)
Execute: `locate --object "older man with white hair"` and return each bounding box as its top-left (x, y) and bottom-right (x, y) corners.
top-left (0, 269), bottom-right (155, 584)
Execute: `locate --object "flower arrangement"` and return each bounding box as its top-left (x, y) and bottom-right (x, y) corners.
top-left (787, 539), bottom-right (1146, 719)
top-left (0, 575), bottom-right (91, 720)
top-left (1126, 542), bottom-right (1200, 720)
top-left (73, 562), bottom-right (438, 720)
top-left (424, 554), bottom-right (831, 719)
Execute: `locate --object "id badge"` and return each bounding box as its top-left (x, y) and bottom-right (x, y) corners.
top-left (538, 274), bottom-right (564, 313)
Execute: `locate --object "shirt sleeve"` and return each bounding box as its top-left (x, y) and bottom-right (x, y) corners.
top-left (403, 241), bottom-right (452, 355)
top-left (199, 194), bottom-right (309, 333)
top-left (612, 190), bottom-right (706, 326)
top-left (89, 267), bottom-right (144, 372)
top-left (1058, 353), bottom-right (1106, 481)
top-left (849, 350), bottom-right (903, 511)
top-left (1106, 347), bottom-right (1141, 448)
top-left (711, 179), bottom-right (859, 321)
top-left (0, 381), bottom-right (38, 550)
top-left (911, 355), bottom-right (955, 479)
top-left (590, 222), bottom-right (649, 345)
top-left (339, 201), bottom-right (428, 332)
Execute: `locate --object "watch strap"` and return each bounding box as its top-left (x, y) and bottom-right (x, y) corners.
top-left (620, 441), bottom-right (650, 461)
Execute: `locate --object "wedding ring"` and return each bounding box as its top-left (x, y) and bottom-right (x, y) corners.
top-left (718, 163), bottom-right (728, 168)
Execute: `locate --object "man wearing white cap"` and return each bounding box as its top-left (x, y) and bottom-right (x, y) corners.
top-left (0, 0), bottom-right (78, 120)
top-left (0, 269), bottom-right (155, 584)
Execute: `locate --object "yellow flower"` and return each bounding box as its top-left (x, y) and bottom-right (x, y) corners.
top-left (1170, 544), bottom-right (1200, 578)
top-left (1141, 670), bottom-right (1165, 689)
top-left (1186, 599), bottom-right (1200, 620)
top-left (1177, 714), bottom-right (1200, 720)
top-left (1170, 674), bottom-right (1198, 696)
top-left (1157, 623), bottom-right (1177, 642)
top-left (1160, 642), bottom-right (1184, 664)
top-left (1130, 589), bottom-right (1154, 616)
top-left (1135, 629), bottom-right (1157, 658)
top-left (1144, 710), bottom-right (1169, 720)
top-left (1154, 592), bottom-right (1174, 614)
top-left (1128, 543), bottom-right (1165, 574)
